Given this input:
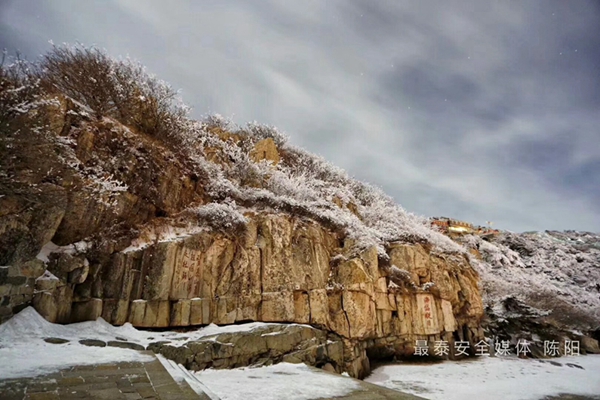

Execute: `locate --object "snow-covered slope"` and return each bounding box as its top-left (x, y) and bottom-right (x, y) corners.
top-left (460, 231), bottom-right (600, 331)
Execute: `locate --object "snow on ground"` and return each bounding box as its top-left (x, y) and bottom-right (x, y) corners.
top-left (194, 362), bottom-right (361, 400)
top-left (0, 340), bottom-right (154, 380)
top-left (0, 307), bottom-right (303, 349)
top-left (0, 308), bottom-right (154, 379)
top-left (0, 307), bottom-right (315, 380)
top-left (0, 307), bottom-right (360, 398)
top-left (366, 355), bottom-right (600, 400)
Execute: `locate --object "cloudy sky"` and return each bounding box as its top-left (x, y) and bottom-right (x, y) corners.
top-left (2, 0), bottom-right (599, 232)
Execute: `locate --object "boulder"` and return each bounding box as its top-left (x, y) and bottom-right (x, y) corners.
top-left (150, 324), bottom-right (344, 372)
top-left (581, 336), bottom-right (600, 354)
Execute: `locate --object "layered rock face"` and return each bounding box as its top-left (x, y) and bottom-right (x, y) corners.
top-left (149, 324), bottom-right (346, 373)
top-left (0, 261), bottom-right (45, 323)
top-left (31, 213), bottom-right (483, 377)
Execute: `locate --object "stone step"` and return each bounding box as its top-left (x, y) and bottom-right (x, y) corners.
top-left (143, 353), bottom-right (205, 400)
top-left (156, 355), bottom-right (219, 400)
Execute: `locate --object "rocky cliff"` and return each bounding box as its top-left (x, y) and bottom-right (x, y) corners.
top-left (0, 46), bottom-right (486, 377)
top-left (33, 213), bottom-right (484, 377)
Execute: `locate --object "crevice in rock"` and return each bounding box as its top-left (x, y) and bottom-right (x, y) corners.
top-left (366, 345), bottom-right (395, 367)
top-left (258, 246), bottom-right (264, 295)
top-left (339, 293), bottom-right (352, 338)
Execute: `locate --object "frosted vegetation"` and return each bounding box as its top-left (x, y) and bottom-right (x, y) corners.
top-left (0, 44), bottom-right (461, 258)
top-left (181, 115), bottom-right (465, 257)
top-left (459, 231), bottom-right (600, 328)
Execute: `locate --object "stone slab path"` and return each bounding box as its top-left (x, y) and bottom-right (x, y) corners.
top-left (0, 352), bottom-right (426, 400)
top-left (0, 352), bottom-right (207, 400)
top-left (311, 368), bottom-right (428, 400)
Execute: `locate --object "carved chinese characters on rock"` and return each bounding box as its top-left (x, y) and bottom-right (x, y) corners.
top-left (416, 293), bottom-right (439, 335)
top-left (424, 296), bottom-right (432, 321)
top-left (171, 247), bottom-right (204, 299)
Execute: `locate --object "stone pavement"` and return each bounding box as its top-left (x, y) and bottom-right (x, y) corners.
top-left (0, 352), bottom-right (426, 400)
top-left (0, 352), bottom-right (207, 400)
top-left (309, 367), bottom-right (428, 400)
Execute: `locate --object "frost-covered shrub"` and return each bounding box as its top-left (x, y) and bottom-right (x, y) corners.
top-left (479, 240), bottom-right (524, 269)
top-left (0, 53), bottom-right (42, 129)
top-left (458, 234), bottom-right (480, 249)
top-left (282, 145), bottom-right (349, 184)
top-left (193, 201), bottom-right (247, 233)
top-left (243, 121), bottom-right (289, 147)
top-left (202, 114), bottom-right (238, 134)
top-left (38, 44), bottom-right (189, 138)
top-left (266, 168), bottom-right (321, 203)
top-left (253, 142), bottom-right (464, 256)
top-left (39, 46), bottom-right (115, 115)
top-left (4, 44), bottom-right (464, 258)
top-left (0, 53), bottom-right (74, 193)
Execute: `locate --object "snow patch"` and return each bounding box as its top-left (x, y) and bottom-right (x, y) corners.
top-left (36, 242), bottom-right (60, 263)
top-left (195, 362), bottom-right (361, 400)
top-left (0, 308), bottom-right (153, 379)
top-left (366, 356), bottom-right (600, 400)
top-left (35, 241), bottom-right (91, 263)
top-left (123, 225), bottom-right (208, 253)
top-left (36, 270), bottom-right (59, 282)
